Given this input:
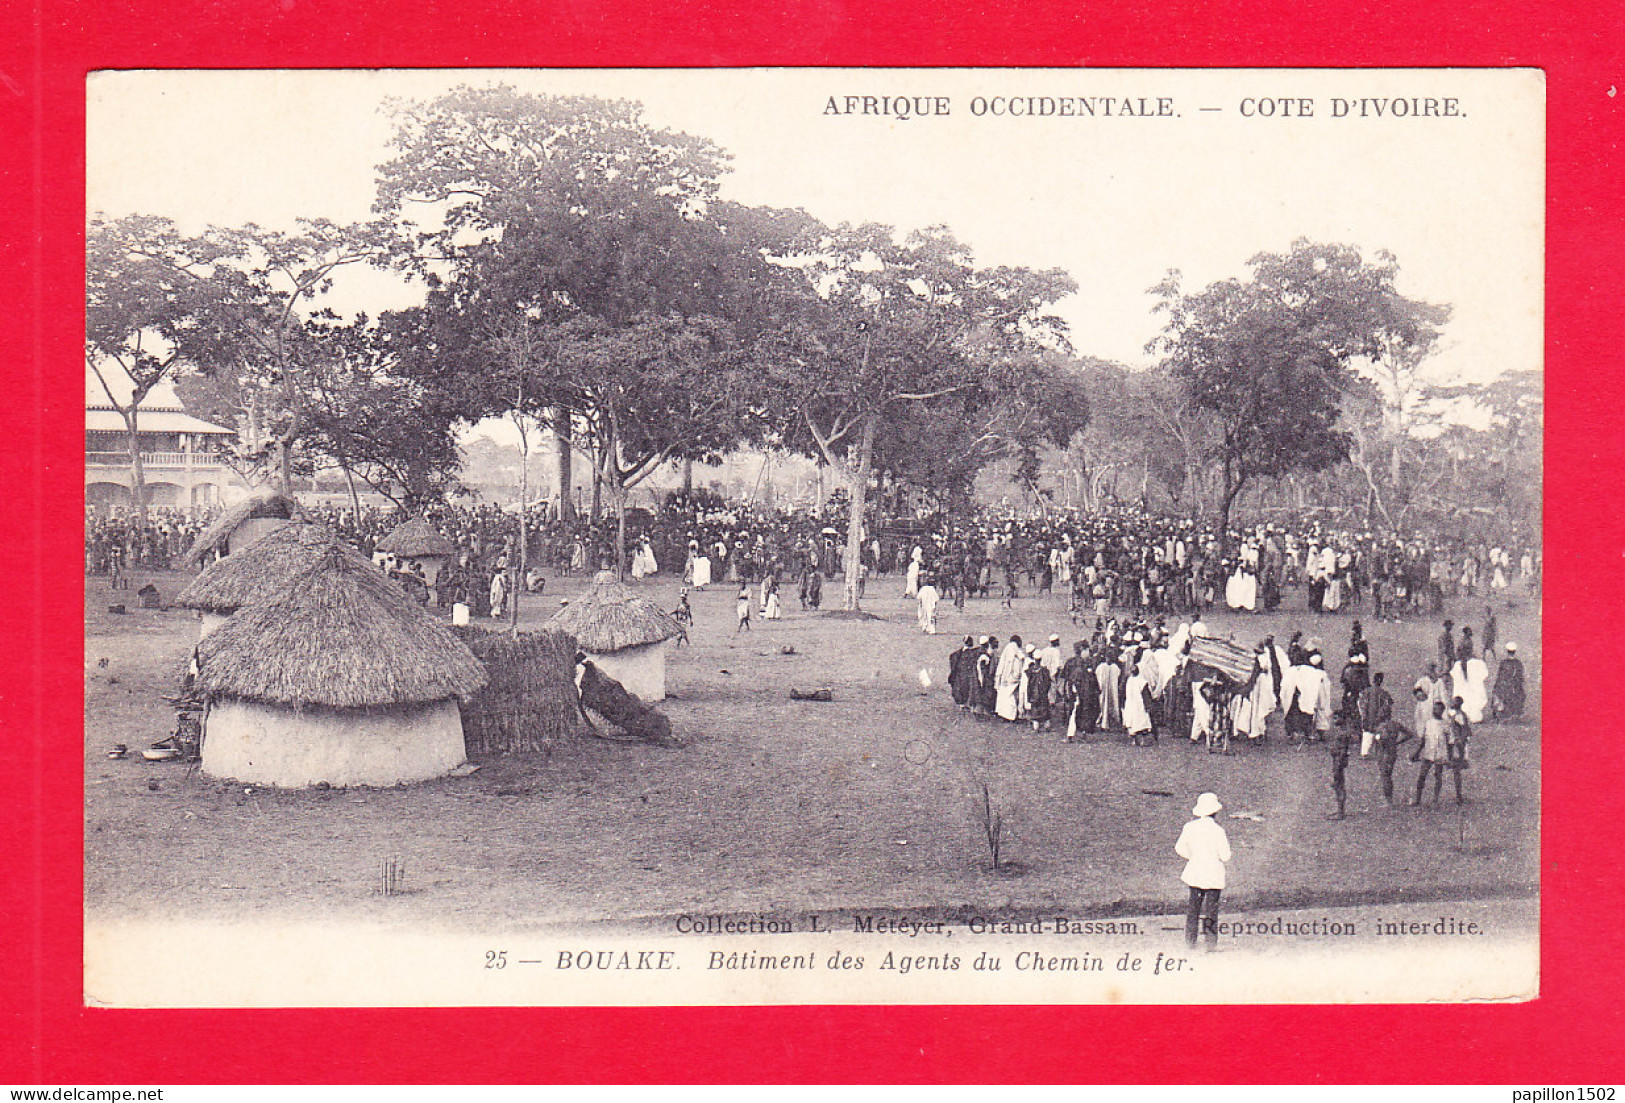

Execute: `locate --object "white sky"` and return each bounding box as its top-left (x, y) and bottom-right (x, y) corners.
top-left (87, 68), bottom-right (1544, 404)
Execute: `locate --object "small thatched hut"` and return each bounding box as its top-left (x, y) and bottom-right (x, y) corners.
top-left (544, 578), bottom-right (685, 700)
top-left (176, 521), bottom-right (371, 638)
top-left (374, 517), bottom-right (457, 592)
top-left (194, 547), bottom-right (488, 788)
top-left (454, 627), bottom-right (583, 755)
top-left (185, 492), bottom-right (302, 568)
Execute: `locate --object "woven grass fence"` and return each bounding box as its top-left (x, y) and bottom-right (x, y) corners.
top-left (454, 627), bottom-right (582, 756)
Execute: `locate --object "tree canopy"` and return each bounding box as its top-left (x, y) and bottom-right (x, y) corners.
top-left (376, 86), bottom-right (813, 569)
top-left (1149, 239), bottom-right (1449, 539)
top-left (760, 222), bottom-right (1077, 607)
top-left (90, 88), bottom-right (1518, 546)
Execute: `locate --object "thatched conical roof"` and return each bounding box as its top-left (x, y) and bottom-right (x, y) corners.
top-left (176, 521), bottom-right (370, 614)
top-left (543, 577), bottom-right (684, 652)
top-left (196, 546), bottom-right (488, 709)
top-left (184, 492), bottom-right (302, 566)
top-left (375, 516), bottom-right (456, 559)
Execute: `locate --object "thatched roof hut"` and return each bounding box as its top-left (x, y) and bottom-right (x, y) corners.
top-left (194, 547), bottom-right (488, 788)
top-left (175, 522), bottom-right (371, 634)
top-left (544, 578), bottom-right (684, 700)
top-left (373, 516), bottom-right (457, 592)
top-left (185, 492), bottom-right (302, 567)
top-left (375, 517), bottom-right (456, 559)
top-left (454, 627), bottom-right (582, 756)
top-left (198, 547), bottom-right (486, 708)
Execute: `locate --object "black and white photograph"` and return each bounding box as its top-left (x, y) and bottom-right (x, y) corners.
top-left (82, 68), bottom-right (1543, 1006)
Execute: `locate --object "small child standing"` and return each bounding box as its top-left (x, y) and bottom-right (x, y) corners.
top-left (735, 585), bottom-right (752, 634)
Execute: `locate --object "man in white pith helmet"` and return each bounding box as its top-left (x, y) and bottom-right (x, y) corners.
top-left (1175, 791), bottom-right (1232, 951)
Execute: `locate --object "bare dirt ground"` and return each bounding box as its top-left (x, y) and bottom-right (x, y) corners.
top-left (83, 567), bottom-right (1539, 935)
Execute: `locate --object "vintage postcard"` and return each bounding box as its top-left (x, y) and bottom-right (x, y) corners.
top-left (82, 67), bottom-right (1542, 1007)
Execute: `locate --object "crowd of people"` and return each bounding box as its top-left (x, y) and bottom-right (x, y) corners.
top-left (86, 499), bottom-right (1537, 776)
top-left (888, 511), bottom-right (1539, 623)
top-left (89, 489), bottom-right (1536, 951)
top-left (88, 496), bottom-right (1541, 627)
top-left (84, 509), bottom-right (208, 584)
top-left (941, 609), bottom-right (1528, 815)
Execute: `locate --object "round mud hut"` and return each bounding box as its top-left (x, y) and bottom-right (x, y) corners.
top-left (185, 492), bottom-right (302, 569)
top-left (194, 546), bottom-right (488, 788)
top-left (373, 516), bottom-right (457, 594)
top-left (544, 578), bottom-right (685, 701)
top-left (175, 521), bottom-right (372, 638)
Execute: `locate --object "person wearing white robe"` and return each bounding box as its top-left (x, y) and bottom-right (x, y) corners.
top-left (1279, 659), bottom-right (1307, 740)
top-left (1284, 656), bottom-right (1332, 743)
top-left (1169, 621), bottom-right (1191, 656)
top-left (1124, 668), bottom-right (1154, 744)
top-left (916, 581), bottom-right (940, 635)
top-left (1191, 680), bottom-right (1213, 742)
top-left (1095, 655), bottom-right (1122, 730)
top-left (1234, 651), bottom-right (1277, 740)
top-left (1323, 574), bottom-right (1344, 611)
top-left (1226, 567), bottom-right (1257, 611)
top-left (488, 569), bottom-right (508, 620)
top-left (763, 585), bottom-right (782, 621)
top-left (1050, 546), bottom-right (1070, 588)
top-left (905, 547), bottom-right (923, 598)
top-left (1308, 655), bottom-right (1334, 739)
top-left (1455, 656), bottom-right (1490, 722)
top-left (994, 638), bottom-right (1026, 721)
top-left (1153, 645), bottom-right (1181, 698)
top-left (1139, 646), bottom-right (1163, 698)
top-left (631, 537), bottom-right (659, 579)
top-left (691, 554), bottom-right (712, 589)
top-left (1037, 636), bottom-right (1064, 678)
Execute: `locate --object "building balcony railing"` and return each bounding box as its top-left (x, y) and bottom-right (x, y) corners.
top-left (86, 452), bottom-right (226, 468)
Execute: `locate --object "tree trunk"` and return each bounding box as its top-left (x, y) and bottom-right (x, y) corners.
top-left (1218, 472), bottom-right (1245, 551)
top-left (245, 398), bottom-right (261, 456)
top-left (842, 413), bottom-right (879, 612)
top-left (512, 415), bottom-right (529, 635)
top-left (554, 408), bottom-right (575, 522)
top-left (276, 438), bottom-right (292, 497)
top-left (122, 408), bottom-right (148, 527)
top-left (341, 459), bottom-right (363, 520)
top-left (616, 493), bottom-right (628, 582)
top-left (681, 456), bottom-right (694, 496)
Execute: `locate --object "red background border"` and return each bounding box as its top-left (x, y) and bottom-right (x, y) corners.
top-left (4, 0), bottom-right (1621, 1083)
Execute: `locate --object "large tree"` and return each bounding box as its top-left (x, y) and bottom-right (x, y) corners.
top-left (172, 306), bottom-right (462, 510)
top-left (874, 349), bottom-right (1092, 515)
top-left (1149, 239), bottom-right (1447, 540)
top-left (85, 215), bottom-right (226, 524)
top-left (302, 312), bottom-right (464, 508)
top-left (374, 86), bottom-right (795, 527)
top-left (183, 220), bottom-right (395, 495)
top-left (377, 88), bottom-right (815, 574)
top-left (96, 217), bottom-right (425, 501)
top-left (766, 223), bottom-right (1075, 610)
top-left (1421, 369), bottom-right (1542, 536)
